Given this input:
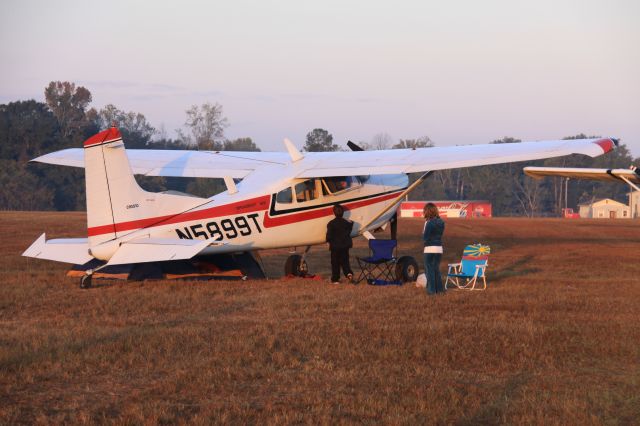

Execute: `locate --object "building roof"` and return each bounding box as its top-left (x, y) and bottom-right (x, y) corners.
top-left (578, 198), bottom-right (628, 207)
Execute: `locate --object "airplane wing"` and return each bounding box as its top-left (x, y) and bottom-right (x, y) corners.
top-left (32, 138), bottom-right (616, 179)
top-left (524, 166), bottom-right (640, 184)
top-left (32, 148), bottom-right (289, 179)
top-left (295, 138), bottom-right (617, 178)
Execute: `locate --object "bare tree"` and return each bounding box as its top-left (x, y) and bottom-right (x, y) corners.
top-left (371, 132), bottom-right (393, 150)
top-left (95, 104), bottom-right (156, 149)
top-left (177, 102), bottom-right (229, 150)
top-left (513, 174), bottom-right (544, 217)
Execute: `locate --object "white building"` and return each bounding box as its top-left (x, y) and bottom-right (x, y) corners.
top-left (578, 198), bottom-right (631, 219)
top-left (629, 190), bottom-right (640, 218)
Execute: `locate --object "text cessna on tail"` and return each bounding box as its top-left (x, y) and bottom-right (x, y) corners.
top-left (23, 127), bottom-right (617, 287)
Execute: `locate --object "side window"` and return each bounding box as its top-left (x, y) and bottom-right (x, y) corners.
top-left (276, 187), bottom-right (293, 204)
top-left (295, 179), bottom-right (318, 203)
top-left (322, 176), bottom-right (360, 195)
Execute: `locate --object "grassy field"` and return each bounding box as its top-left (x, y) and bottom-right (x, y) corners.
top-left (1, 211), bottom-right (639, 424)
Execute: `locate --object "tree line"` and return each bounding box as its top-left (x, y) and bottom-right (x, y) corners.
top-left (0, 81), bottom-right (637, 215)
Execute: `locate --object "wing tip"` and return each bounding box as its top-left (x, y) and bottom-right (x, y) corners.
top-left (593, 138), bottom-right (617, 154)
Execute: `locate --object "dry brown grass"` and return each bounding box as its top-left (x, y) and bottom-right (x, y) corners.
top-left (1, 211), bottom-right (639, 424)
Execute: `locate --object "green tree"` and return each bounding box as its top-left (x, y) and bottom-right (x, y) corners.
top-left (0, 160), bottom-right (55, 210)
top-left (223, 137), bottom-right (261, 151)
top-left (303, 128), bottom-right (338, 152)
top-left (0, 100), bottom-right (61, 161)
top-left (0, 99), bottom-right (86, 211)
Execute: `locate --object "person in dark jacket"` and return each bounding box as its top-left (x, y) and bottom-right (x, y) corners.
top-left (423, 203), bottom-right (445, 295)
top-left (326, 204), bottom-right (354, 284)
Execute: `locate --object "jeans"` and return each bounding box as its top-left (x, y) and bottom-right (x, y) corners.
top-left (424, 253), bottom-right (444, 295)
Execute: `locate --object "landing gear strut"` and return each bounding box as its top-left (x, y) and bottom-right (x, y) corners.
top-left (390, 212), bottom-right (398, 240)
top-left (284, 246), bottom-right (311, 277)
top-left (80, 274), bottom-right (92, 289)
top-left (79, 263), bottom-right (108, 289)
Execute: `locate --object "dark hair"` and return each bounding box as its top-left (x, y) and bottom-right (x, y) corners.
top-left (423, 202), bottom-right (439, 220)
top-left (333, 204), bottom-right (344, 218)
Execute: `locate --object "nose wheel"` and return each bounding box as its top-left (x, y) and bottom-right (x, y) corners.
top-left (284, 254), bottom-right (309, 277)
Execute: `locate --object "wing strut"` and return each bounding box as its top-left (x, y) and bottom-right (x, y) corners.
top-left (618, 174), bottom-right (640, 192)
top-left (361, 171), bottom-right (433, 233)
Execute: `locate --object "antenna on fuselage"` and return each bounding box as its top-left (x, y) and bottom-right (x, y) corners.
top-left (284, 138), bottom-right (304, 162)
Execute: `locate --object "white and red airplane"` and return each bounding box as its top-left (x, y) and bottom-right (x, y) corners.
top-left (23, 127), bottom-right (617, 287)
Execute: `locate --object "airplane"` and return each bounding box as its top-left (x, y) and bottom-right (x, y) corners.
top-left (524, 165), bottom-right (640, 190)
top-left (22, 126), bottom-right (618, 288)
top-left (524, 164), bottom-right (640, 217)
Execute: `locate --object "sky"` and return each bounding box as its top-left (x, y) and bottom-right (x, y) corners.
top-left (1, 0), bottom-right (639, 156)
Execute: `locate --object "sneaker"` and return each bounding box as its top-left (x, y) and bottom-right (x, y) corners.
top-left (331, 281), bottom-right (340, 285)
top-left (346, 273), bottom-right (355, 284)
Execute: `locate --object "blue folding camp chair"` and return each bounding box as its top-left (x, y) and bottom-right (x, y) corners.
top-left (356, 239), bottom-right (399, 284)
top-left (445, 244), bottom-right (491, 291)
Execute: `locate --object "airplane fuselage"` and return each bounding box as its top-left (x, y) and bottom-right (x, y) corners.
top-left (88, 173), bottom-right (409, 260)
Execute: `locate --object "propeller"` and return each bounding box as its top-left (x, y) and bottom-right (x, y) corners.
top-left (347, 140), bottom-right (365, 151)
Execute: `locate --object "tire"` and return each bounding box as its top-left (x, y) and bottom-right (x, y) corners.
top-left (80, 274), bottom-right (92, 289)
top-left (284, 255), bottom-right (308, 277)
top-left (395, 256), bottom-right (418, 283)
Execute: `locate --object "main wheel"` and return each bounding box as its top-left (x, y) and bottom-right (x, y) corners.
top-left (395, 256), bottom-right (419, 283)
top-left (284, 254), bottom-right (308, 277)
top-left (80, 274), bottom-right (93, 289)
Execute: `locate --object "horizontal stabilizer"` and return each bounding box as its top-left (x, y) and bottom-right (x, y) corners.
top-left (106, 238), bottom-right (214, 266)
top-left (22, 234), bottom-right (94, 264)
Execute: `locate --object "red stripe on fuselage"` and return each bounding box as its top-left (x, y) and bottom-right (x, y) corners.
top-left (87, 190), bottom-right (403, 237)
top-left (87, 195), bottom-right (271, 236)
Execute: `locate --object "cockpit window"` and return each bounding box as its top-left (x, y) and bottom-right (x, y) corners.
top-left (295, 179), bottom-right (318, 203)
top-left (276, 187), bottom-right (293, 204)
top-left (322, 176), bottom-right (360, 195)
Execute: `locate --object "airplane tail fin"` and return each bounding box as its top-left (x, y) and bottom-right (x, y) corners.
top-left (84, 128), bottom-right (204, 246)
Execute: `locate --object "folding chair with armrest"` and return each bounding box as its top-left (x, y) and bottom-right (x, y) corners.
top-left (356, 239), bottom-right (398, 284)
top-left (445, 244), bottom-right (491, 291)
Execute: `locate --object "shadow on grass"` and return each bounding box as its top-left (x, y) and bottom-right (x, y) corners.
top-left (489, 256), bottom-right (541, 283)
top-left (458, 372), bottom-right (533, 425)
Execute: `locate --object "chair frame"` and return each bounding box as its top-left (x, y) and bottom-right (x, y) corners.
top-left (444, 243), bottom-right (490, 291)
top-left (355, 239), bottom-right (398, 284)
top-left (444, 261), bottom-right (487, 291)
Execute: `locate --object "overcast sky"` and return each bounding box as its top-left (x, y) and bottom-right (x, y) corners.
top-left (1, 0), bottom-right (639, 156)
